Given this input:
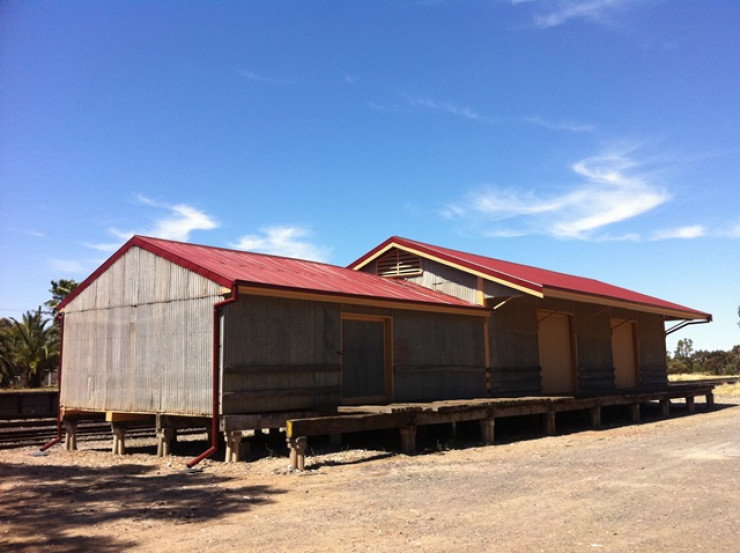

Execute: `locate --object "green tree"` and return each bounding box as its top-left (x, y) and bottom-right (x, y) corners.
top-left (0, 308), bottom-right (59, 388)
top-left (0, 319), bottom-right (16, 387)
top-left (44, 279), bottom-right (79, 317)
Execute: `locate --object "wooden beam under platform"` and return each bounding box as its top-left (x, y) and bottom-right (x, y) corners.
top-left (284, 385), bottom-right (716, 470)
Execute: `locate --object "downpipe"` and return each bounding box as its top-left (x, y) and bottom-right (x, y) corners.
top-left (187, 287), bottom-right (237, 468)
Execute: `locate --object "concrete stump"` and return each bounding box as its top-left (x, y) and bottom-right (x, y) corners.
top-left (63, 421), bottom-right (78, 451)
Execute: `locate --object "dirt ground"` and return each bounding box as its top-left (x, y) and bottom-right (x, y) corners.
top-left (1, 397), bottom-right (738, 553)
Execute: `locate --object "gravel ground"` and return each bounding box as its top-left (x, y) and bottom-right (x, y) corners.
top-left (1, 396), bottom-right (738, 553)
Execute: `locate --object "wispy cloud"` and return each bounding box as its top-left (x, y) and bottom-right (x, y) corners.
top-left (405, 96), bottom-right (494, 123)
top-left (525, 116), bottom-right (597, 134)
top-left (232, 226), bottom-right (331, 262)
top-left (87, 196), bottom-right (219, 253)
top-left (444, 146), bottom-right (671, 240)
top-left (650, 225), bottom-right (706, 241)
top-left (237, 69), bottom-right (294, 85)
top-left (517, 0), bottom-right (631, 29)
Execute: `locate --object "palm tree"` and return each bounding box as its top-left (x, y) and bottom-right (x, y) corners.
top-left (0, 319), bottom-right (16, 387)
top-left (0, 308), bottom-right (59, 388)
top-left (45, 279), bottom-right (79, 317)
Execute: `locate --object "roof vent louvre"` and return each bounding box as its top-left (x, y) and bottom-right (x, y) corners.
top-left (376, 249), bottom-right (422, 277)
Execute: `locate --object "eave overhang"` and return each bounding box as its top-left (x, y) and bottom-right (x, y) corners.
top-left (236, 283), bottom-right (490, 318)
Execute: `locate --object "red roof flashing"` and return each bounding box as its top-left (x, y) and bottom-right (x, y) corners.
top-left (59, 236), bottom-right (483, 312)
top-left (350, 236), bottom-right (711, 320)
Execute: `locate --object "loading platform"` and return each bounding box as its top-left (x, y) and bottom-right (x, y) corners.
top-left (284, 384), bottom-right (715, 470)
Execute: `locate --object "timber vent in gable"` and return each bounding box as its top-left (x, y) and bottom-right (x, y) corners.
top-left (376, 249), bottom-right (423, 278)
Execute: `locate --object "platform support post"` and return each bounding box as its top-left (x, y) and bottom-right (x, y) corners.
top-left (660, 397), bottom-right (671, 417)
top-left (589, 406), bottom-right (601, 428)
top-left (156, 428), bottom-right (176, 457)
top-left (224, 431), bottom-right (248, 463)
top-left (111, 423), bottom-right (126, 455)
top-left (63, 421), bottom-right (77, 451)
top-left (544, 411), bottom-right (557, 435)
top-left (705, 392), bottom-right (714, 410)
top-left (686, 396), bottom-right (696, 414)
top-left (288, 436), bottom-right (308, 471)
top-left (400, 426), bottom-right (417, 454)
top-left (480, 418), bottom-right (495, 445)
top-left (629, 403), bottom-right (640, 423)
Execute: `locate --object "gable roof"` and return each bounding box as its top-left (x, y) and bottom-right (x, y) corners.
top-left (349, 236), bottom-right (712, 321)
top-left (59, 236), bottom-right (485, 315)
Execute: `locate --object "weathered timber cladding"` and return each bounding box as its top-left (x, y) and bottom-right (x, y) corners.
top-left (488, 296), bottom-right (542, 395)
top-left (636, 312), bottom-right (668, 388)
top-left (61, 247), bottom-right (222, 415)
top-left (483, 279), bottom-right (524, 300)
top-left (220, 295), bottom-right (342, 414)
top-left (572, 302), bottom-right (615, 393)
top-left (393, 312), bottom-right (486, 401)
top-left (404, 258), bottom-right (479, 304)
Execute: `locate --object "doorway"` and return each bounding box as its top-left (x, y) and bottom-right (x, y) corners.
top-left (612, 319), bottom-right (638, 389)
top-left (538, 311), bottom-right (575, 394)
top-left (341, 315), bottom-right (391, 404)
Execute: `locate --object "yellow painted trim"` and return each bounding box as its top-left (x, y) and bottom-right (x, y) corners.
top-left (544, 288), bottom-right (707, 320)
top-left (483, 317), bottom-right (490, 369)
top-left (105, 412), bottom-right (153, 422)
top-left (353, 242), bottom-right (544, 298)
top-left (236, 285), bottom-right (490, 318)
top-left (476, 276), bottom-right (486, 306)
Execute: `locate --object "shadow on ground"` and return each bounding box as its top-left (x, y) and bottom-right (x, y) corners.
top-left (0, 459), bottom-right (285, 553)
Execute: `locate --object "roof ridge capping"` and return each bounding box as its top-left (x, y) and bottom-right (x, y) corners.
top-left (58, 234), bottom-right (485, 314)
top-left (348, 236), bottom-right (711, 321)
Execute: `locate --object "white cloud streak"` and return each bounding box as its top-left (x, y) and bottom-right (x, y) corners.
top-left (87, 196), bottom-right (219, 253)
top-left (650, 225), bottom-right (706, 241)
top-left (525, 116), bottom-right (597, 134)
top-left (233, 226), bottom-right (331, 262)
top-left (445, 147), bottom-right (671, 240)
top-left (519, 0), bottom-right (630, 29)
top-left (405, 96), bottom-right (492, 122)
top-left (237, 69), bottom-right (294, 85)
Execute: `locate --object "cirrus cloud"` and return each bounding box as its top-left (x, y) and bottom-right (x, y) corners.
top-left (87, 196), bottom-right (219, 253)
top-left (232, 226), bottom-right (331, 262)
top-left (443, 146), bottom-right (671, 240)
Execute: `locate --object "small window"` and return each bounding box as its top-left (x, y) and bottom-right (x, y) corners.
top-left (376, 249), bottom-right (422, 277)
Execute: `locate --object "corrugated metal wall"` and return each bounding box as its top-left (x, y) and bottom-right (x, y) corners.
top-left (61, 247), bottom-right (223, 415)
top-left (636, 312), bottom-right (669, 387)
top-left (393, 311), bottom-right (486, 401)
top-left (488, 296), bottom-right (542, 395)
top-left (572, 302), bottom-right (615, 392)
top-left (220, 295), bottom-right (342, 414)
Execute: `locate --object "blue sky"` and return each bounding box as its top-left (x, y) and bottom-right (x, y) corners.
top-left (1, 0), bottom-right (738, 352)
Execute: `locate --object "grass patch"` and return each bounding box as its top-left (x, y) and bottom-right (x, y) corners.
top-left (669, 373), bottom-right (719, 382)
top-left (713, 382), bottom-right (740, 397)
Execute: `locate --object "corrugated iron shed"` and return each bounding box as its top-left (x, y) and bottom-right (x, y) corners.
top-left (349, 236), bottom-right (712, 321)
top-left (59, 236), bottom-right (484, 313)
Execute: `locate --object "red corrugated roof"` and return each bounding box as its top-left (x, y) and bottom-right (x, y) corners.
top-left (350, 236), bottom-right (711, 321)
top-left (59, 236), bottom-right (484, 312)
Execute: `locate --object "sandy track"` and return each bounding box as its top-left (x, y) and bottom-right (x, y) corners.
top-left (1, 398), bottom-right (738, 552)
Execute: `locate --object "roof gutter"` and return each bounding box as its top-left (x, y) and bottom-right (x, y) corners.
top-left (665, 315), bottom-right (713, 336)
top-left (187, 286), bottom-right (238, 468)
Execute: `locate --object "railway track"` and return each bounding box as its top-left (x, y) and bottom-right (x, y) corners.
top-left (0, 418), bottom-right (159, 449)
top-left (0, 417), bottom-right (208, 450)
